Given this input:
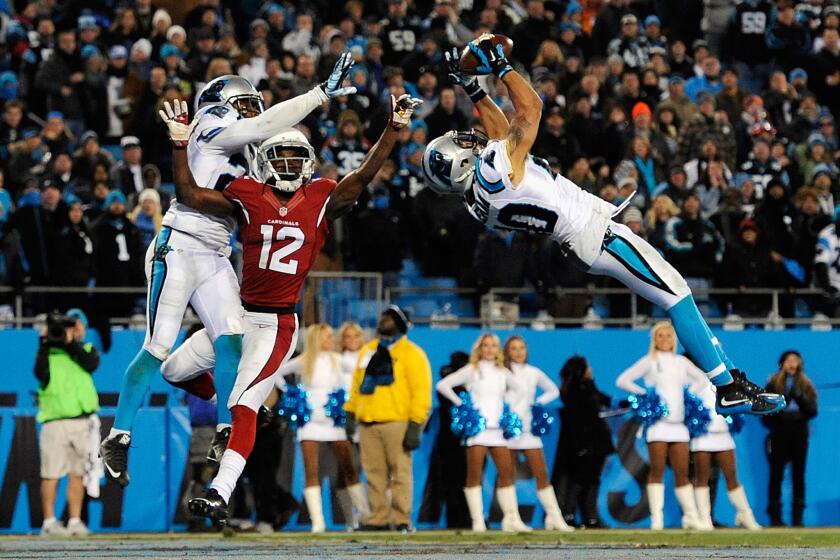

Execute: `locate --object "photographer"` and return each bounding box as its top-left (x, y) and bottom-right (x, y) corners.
top-left (35, 309), bottom-right (100, 536)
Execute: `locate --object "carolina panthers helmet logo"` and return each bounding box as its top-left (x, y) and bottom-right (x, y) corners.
top-left (199, 78), bottom-right (229, 105)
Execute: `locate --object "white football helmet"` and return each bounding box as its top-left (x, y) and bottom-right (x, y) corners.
top-left (196, 75), bottom-right (264, 117)
top-left (422, 129), bottom-right (489, 195)
top-left (257, 129), bottom-right (315, 193)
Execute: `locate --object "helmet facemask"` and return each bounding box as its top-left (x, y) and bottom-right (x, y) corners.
top-left (422, 129), bottom-right (489, 195)
top-left (230, 95), bottom-right (264, 118)
top-left (258, 141), bottom-right (315, 193)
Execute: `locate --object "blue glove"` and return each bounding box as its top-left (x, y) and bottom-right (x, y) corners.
top-left (321, 51), bottom-right (358, 98)
top-left (467, 33), bottom-right (513, 78)
top-left (445, 48), bottom-right (486, 103)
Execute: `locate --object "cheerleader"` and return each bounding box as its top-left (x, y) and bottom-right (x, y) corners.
top-left (276, 324), bottom-right (369, 532)
top-left (338, 322), bottom-right (366, 394)
top-left (690, 385), bottom-right (761, 530)
top-left (436, 333), bottom-right (531, 533)
top-left (503, 336), bottom-right (573, 532)
top-left (615, 321), bottom-right (708, 530)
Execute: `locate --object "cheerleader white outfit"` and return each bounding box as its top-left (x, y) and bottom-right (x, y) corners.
top-left (616, 352), bottom-right (708, 443)
top-left (506, 363), bottom-right (560, 450)
top-left (690, 385), bottom-right (735, 452)
top-left (436, 360), bottom-right (522, 447)
top-left (276, 352), bottom-right (346, 442)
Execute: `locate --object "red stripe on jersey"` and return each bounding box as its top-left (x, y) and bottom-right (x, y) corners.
top-left (244, 313), bottom-right (297, 392)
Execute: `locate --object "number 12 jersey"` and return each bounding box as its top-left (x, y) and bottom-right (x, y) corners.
top-left (224, 176), bottom-right (336, 308)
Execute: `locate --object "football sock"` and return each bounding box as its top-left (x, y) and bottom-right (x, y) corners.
top-left (210, 449), bottom-right (246, 503)
top-left (667, 296), bottom-right (732, 386)
top-left (113, 349), bottom-right (162, 431)
top-left (210, 406), bottom-right (256, 503)
top-left (212, 334), bottom-right (242, 425)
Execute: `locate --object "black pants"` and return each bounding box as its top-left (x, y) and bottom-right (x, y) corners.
top-left (556, 453), bottom-right (608, 526)
top-left (766, 422), bottom-right (809, 525)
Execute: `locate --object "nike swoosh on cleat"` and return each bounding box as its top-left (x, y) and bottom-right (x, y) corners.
top-left (720, 397), bottom-right (749, 407)
top-left (104, 463), bottom-right (122, 479)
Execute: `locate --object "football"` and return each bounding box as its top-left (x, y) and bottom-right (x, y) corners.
top-left (459, 34), bottom-right (514, 75)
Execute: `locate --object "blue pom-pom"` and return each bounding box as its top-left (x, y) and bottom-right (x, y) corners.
top-left (500, 403), bottom-right (523, 440)
top-left (325, 388), bottom-right (347, 427)
top-left (683, 386), bottom-right (711, 438)
top-left (726, 413), bottom-right (745, 434)
top-left (278, 383), bottom-right (312, 431)
top-left (627, 389), bottom-right (668, 428)
top-left (530, 403), bottom-right (554, 436)
top-left (450, 391), bottom-right (485, 438)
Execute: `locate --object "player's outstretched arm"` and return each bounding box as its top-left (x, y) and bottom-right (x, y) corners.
top-left (161, 100), bottom-right (236, 215)
top-left (209, 52), bottom-right (358, 151)
top-left (467, 35), bottom-right (542, 184)
top-left (325, 95), bottom-right (422, 220)
top-left (444, 47), bottom-right (508, 139)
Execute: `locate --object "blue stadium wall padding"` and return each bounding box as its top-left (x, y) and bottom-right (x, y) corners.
top-left (0, 327), bottom-right (837, 532)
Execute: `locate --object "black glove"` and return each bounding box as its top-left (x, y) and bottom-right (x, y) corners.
top-left (444, 48), bottom-right (486, 103)
top-left (402, 421), bottom-right (423, 451)
top-left (467, 33), bottom-right (513, 78)
top-left (345, 412), bottom-right (357, 441)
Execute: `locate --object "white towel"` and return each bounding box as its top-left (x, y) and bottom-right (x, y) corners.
top-left (83, 414), bottom-right (104, 498)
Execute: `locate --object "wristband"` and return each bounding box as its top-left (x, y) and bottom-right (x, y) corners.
top-left (497, 65), bottom-right (514, 79)
top-left (463, 80), bottom-right (487, 103)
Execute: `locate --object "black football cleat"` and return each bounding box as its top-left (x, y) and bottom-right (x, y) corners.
top-left (189, 488), bottom-right (229, 528)
top-left (205, 426), bottom-right (231, 476)
top-left (715, 370), bottom-right (785, 416)
top-left (256, 404), bottom-right (274, 429)
top-left (99, 433), bottom-right (131, 487)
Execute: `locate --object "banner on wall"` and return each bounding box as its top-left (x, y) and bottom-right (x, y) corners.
top-left (0, 328), bottom-right (837, 532)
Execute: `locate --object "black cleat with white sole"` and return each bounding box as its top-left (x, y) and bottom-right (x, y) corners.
top-left (99, 433), bottom-right (131, 487)
top-left (188, 488), bottom-right (229, 528)
top-left (715, 370), bottom-right (785, 416)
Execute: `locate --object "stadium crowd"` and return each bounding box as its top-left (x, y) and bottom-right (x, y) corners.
top-left (0, 0), bottom-right (839, 322)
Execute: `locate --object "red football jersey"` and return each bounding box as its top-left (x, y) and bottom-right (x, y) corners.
top-left (224, 176), bottom-right (336, 308)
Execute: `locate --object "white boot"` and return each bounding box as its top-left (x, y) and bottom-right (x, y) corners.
top-left (647, 482), bottom-right (664, 530)
top-left (537, 486), bottom-right (574, 532)
top-left (463, 486), bottom-right (487, 532)
top-left (497, 485), bottom-right (532, 532)
top-left (693, 486), bottom-right (715, 530)
top-left (728, 485), bottom-right (762, 530)
top-left (303, 486), bottom-right (326, 533)
top-left (336, 488), bottom-right (356, 531)
top-left (675, 484), bottom-right (706, 530)
top-left (347, 483), bottom-right (371, 525)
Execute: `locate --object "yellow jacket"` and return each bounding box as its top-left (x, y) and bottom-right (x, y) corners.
top-left (345, 336), bottom-right (432, 424)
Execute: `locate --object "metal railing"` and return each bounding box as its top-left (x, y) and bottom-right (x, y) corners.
top-left (0, 281), bottom-right (837, 330)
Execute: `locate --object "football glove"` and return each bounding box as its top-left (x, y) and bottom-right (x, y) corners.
top-left (321, 51), bottom-right (358, 98)
top-left (444, 47), bottom-right (486, 103)
top-left (158, 99), bottom-right (195, 147)
top-left (467, 33), bottom-right (513, 78)
top-left (389, 94), bottom-right (423, 130)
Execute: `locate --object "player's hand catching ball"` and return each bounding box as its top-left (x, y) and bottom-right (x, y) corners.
top-left (159, 99), bottom-right (195, 148)
top-left (389, 94), bottom-right (423, 130)
top-left (321, 51), bottom-right (358, 98)
top-left (468, 33), bottom-right (513, 78)
top-left (444, 47), bottom-right (486, 103)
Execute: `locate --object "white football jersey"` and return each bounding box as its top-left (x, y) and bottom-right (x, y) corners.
top-left (464, 139), bottom-right (616, 264)
top-left (162, 104), bottom-right (258, 251)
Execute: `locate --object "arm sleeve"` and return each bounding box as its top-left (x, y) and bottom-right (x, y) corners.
top-left (534, 368), bottom-right (560, 406)
top-left (615, 356), bottom-right (650, 395)
top-left (435, 365), bottom-right (474, 406)
top-left (274, 356), bottom-right (302, 388)
top-left (408, 348), bottom-right (433, 424)
top-left (34, 341), bottom-right (50, 386)
top-left (207, 87), bottom-right (328, 151)
top-left (66, 341), bottom-right (100, 373)
top-left (684, 357), bottom-right (711, 394)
